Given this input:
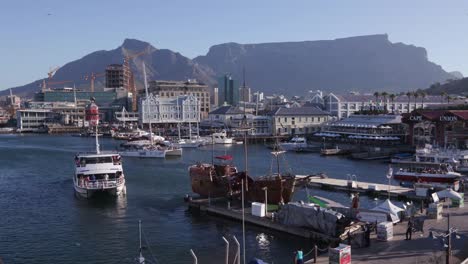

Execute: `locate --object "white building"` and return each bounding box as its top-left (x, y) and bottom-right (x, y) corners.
top-left (322, 93), bottom-right (466, 119)
top-left (268, 107), bottom-right (331, 136)
top-left (139, 94), bottom-right (201, 124)
top-left (16, 109), bottom-right (51, 132)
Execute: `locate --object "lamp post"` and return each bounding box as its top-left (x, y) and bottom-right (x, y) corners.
top-left (262, 187), bottom-right (268, 217)
top-left (386, 166), bottom-right (393, 200)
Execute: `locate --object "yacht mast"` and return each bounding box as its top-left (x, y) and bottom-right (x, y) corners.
top-left (142, 63), bottom-right (153, 146)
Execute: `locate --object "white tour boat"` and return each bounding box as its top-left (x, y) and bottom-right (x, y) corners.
top-left (73, 98), bottom-right (126, 198)
top-left (279, 136), bottom-right (308, 151)
top-left (204, 130), bottom-right (234, 144)
top-left (391, 144), bottom-right (468, 173)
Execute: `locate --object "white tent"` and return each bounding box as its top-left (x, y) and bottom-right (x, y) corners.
top-left (436, 189), bottom-right (463, 200)
top-left (371, 199), bottom-right (405, 223)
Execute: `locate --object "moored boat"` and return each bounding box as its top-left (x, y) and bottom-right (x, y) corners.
top-left (279, 136), bottom-right (308, 151)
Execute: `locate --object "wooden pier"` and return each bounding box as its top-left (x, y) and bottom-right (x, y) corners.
top-left (187, 198), bottom-right (341, 244)
top-left (298, 175), bottom-right (425, 201)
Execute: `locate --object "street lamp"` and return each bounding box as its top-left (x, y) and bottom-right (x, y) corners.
top-left (262, 187), bottom-right (268, 217)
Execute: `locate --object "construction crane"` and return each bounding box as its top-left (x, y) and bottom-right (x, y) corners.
top-left (123, 47), bottom-right (151, 112)
top-left (83, 72), bottom-right (105, 92)
top-left (41, 66), bottom-right (61, 92)
top-left (48, 66), bottom-right (60, 79)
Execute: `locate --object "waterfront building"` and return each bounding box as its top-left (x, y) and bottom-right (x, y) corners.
top-left (321, 93), bottom-right (465, 119)
top-left (318, 114), bottom-right (406, 144)
top-left (139, 94), bottom-right (201, 124)
top-left (16, 109), bottom-right (51, 132)
top-left (402, 110), bottom-right (468, 148)
top-left (0, 107), bottom-right (9, 124)
top-left (218, 74), bottom-right (239, 106)
top-left (268, 107), bottom-right (331, 136)
top-left (230, 114), bottom-right (271, 136)
top-left (146, 80), bottom-right (210, 118)
top-left (208, 106), bottom-right (245, 126)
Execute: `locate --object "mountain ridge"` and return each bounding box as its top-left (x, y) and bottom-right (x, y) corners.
top-left (2, 35), bottom-right (454, 98)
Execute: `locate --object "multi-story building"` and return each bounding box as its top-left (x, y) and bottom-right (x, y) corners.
top-left (322, 93), bottom-right (466, 119)
top-left (146, 80), bottom-right (210, 118)
top-left (218, 74), bottom-right (239, 106)
top-left (105, 64), bottom-right (129, 89)
top-left (16, 109), bottom-right (51, 132)
top-left (208, 106), bottom-right (245, 126)
top-left (268, 107), bottom-right (331, 136)
top-left (239, 84), bottom-right (251, 103)
top-left (0, 107), bottom-right (9, 124)
top-left (139, 94), bottom-right (201, 125)
top-left (230, 114), bottom-right (271, 136)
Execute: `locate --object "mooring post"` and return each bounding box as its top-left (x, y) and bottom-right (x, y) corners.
top-left (222, 236), bottom-right (229, 264)
top-left (233, 236), bottom-right (241, 264)
top-left (190, 249), bottom-right (198, 264)
top-left (314, 244), bottom-right (318, 263)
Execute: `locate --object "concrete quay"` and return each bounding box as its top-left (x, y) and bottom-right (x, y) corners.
top-left (306, 195), bottom-right (468, 264)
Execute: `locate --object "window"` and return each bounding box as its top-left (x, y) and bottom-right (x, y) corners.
top-left (284, 117), bottom-right (287, 122)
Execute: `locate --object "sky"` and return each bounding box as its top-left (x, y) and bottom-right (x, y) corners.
top-left (1, 0), bottom-right (467, 90)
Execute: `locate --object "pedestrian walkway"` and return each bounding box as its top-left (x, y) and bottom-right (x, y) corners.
top-left (306, 196), bottom-right (468, 264)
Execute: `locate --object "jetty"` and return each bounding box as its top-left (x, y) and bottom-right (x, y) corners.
top-left (297, 175), bottom-right (426, 201)
top-left (187, 198), bottom-right (341, 245)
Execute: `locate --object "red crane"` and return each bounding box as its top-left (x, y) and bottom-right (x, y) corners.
top-left (123, 48), bottom-right (150, 111)
top-left (83, 72), bottom-right (105, 92)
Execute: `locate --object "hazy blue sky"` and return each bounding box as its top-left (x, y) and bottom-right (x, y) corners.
top-left (1, 0), bottom-right (467, 90)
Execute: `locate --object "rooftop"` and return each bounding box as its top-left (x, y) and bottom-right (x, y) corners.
top-left (332, 114), bottom-right (402, 127)
top-left (209, 106), bottom-right (245, 115)
top-left (268, 106), bottom-right (330, 116)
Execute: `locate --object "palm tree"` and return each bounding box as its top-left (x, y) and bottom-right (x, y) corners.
top-left (381, 91), bottom-right (388, 112)
top-left (389, 94), bottom-right (396, 113)
top-left (441, 92), bottom-right (447, 104)
top-left (373, 92), bottom-right (380, 111)
top-left (406, 92), bottom-right (412, 113)
top-left (420, 91), bottom-right (426, 108)
top-left (413, 92), bottom-right (419, 109)
top-left (446, 95), bottom-right (451, 104)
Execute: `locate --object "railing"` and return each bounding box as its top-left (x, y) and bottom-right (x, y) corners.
top-left (77, 177), bottom-right (124, 190)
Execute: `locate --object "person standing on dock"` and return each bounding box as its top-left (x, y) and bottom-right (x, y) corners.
top-left (295, 248), bottom-right (304, 264)
top-left (405, 217), bottom-right (413, 240)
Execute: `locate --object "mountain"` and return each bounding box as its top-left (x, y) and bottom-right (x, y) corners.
top-left (3, 35), bottom-right (455, 98)
top-left (424, 78), bottom-right (468, 95)
top-left (1, 39), bottom-right (215, 98)
top-left (449, 71), bottom-right (464, 79)
top-left (194, 34), bottom-right (453, 95)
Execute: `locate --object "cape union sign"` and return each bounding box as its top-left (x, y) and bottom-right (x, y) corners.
top-left (440, 115), bottom-right (458, 122)
top-left (409, 115), bottom-right (423, 121)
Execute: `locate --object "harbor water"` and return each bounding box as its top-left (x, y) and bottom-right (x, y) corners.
top-left (0, 134), bottom-right (394, 263)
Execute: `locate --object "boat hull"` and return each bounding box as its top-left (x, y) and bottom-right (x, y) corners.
top-left (73, 182), bottom-right (126, 199)
top-left (189, 164), bottom-right (233, 197)
top-left (393, 173), bottom-right (459, 183)
top-left (119, 150), bottom-right (166, 158)
top-left (166, 148), bottom-right (183, 156)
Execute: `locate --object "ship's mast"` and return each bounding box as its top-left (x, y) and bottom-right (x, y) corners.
top-left (142, 63), bottom-right (153, 146)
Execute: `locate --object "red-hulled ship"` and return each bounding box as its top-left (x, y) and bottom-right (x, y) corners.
top-left (189, 155), bottom-right (238, 198)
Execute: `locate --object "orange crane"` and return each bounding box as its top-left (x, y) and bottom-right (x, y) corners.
top-left (83, 72), bottom-right (105, 92)
top-left (41, 66), bottom-right (61, 92)
top-left (123, 47), bottom-right (151, 111)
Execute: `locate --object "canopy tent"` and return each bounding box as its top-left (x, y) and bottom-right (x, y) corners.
top-left (371, 199), bottom-right (405, 223)
top-left (436, 189), bottom-right (463, 200)
top-left (248, 259), bottom-right (268, 264)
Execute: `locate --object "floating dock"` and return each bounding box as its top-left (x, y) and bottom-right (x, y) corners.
top-left (187, 198), bottom-right (341, 244)
top-left (297, 175), bottom-right (425, 201)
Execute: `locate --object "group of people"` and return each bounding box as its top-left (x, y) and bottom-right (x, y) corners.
top-left (77, 174), bottom-right (110, 188)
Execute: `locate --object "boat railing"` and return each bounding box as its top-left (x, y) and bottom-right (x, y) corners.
top-left (77, 177), bottom-right (124, 189)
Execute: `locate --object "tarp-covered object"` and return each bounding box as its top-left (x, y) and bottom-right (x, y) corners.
top-left (277, 202), bottom-right (347, 237)
top-left (371, 199), bottom-right (404, 223)
top-left (436, 188), bottom-right (463, 200)
top-left (248, 259), bottom-right (268, 264)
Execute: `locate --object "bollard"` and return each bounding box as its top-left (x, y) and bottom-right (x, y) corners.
top-left (314, 244), bottom-right (318, 263)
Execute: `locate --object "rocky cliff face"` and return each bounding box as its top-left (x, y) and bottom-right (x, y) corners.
top-left (3, 35), bottom-right (453, 98)
top-left (194, 34), bottom-right (452, 95)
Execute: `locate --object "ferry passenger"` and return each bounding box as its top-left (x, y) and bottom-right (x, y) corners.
top-left (295, 248), bottom-right (304, 264)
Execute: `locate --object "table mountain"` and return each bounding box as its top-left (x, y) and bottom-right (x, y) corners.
top-left (194, 34), bottom-right (452, 95)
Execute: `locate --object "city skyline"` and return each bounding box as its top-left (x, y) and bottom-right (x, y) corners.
top-left (1, 0), bottom-right (467, 90)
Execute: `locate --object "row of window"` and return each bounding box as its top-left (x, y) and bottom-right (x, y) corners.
top-left (277, 116), bottom-right (325, 123)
